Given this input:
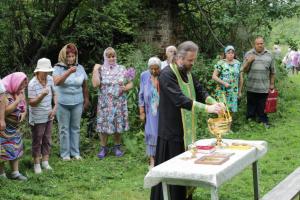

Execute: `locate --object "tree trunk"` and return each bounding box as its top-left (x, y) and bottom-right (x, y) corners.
top-left (24, 0), bottom-right (82, 67)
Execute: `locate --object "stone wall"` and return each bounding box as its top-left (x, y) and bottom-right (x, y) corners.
top-left (138, 6), bottom-right (182, 59)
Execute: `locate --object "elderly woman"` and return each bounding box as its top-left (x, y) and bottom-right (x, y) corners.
top-left (0, 72), bottom-right (27, 180)
top-left (161, 45), bottom-right (177, 70)
top-left (212, 45), bottom-right (242, 113)
top-left (28, 58), bottom-right (57, 173)
top-left (139, 57), bottom-right (161, 168)
top-left (53, 43), bottom-right (89, 161)
top-left (92, 47), bottom-right (133, 159)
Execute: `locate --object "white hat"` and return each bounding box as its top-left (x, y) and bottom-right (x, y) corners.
top-left (34, 58), bottom-right (53, 73)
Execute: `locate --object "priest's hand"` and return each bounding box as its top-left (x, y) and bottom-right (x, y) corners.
top-left (206, 103), bottom-right (225, 114)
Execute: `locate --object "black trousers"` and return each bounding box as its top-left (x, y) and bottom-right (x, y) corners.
top-left (246, 91), bottom-right (268, 123)
top-left (150, 136), bottom-right (192, 200)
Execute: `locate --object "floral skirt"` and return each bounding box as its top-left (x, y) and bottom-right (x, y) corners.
top-left (96, 94), bottom-right (129, 134)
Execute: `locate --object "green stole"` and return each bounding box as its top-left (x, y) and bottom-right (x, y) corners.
top-left (170, 64), bottom-right (198, 150)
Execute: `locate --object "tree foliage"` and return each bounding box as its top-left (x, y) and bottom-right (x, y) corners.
top-left (0, 0), bottom-right (299, 75)
top-left (179, 0), bottom-right (300, 57)
top-left (0, 0), bottom-right (149, 75)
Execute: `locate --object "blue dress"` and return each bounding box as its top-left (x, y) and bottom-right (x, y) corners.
top-left (139, 71), bottom-right (159, 156)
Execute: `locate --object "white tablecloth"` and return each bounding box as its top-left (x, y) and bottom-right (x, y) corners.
top-left (144, 139), bottom-right (267, 188)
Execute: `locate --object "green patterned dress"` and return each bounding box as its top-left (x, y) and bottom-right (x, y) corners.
top-left (214, 59), bottom-right (241, 112)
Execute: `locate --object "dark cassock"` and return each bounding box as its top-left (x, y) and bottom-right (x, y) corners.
top-left (150, 64), bottom-right (217, 200)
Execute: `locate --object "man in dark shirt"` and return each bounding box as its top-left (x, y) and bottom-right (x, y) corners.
top-left (150, 41), bottom-right (224, 200)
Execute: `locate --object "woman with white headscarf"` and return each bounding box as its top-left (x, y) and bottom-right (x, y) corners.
top-left (139, 57), bottom-right (161, 168)
top-left (92, 47), bottom-right (133, 159)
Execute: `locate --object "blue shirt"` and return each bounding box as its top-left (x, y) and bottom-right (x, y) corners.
top-left (53, 64), bottom-right (88, 105)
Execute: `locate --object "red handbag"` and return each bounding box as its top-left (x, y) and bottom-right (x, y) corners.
top-left (264, 89), bottom-right (278, 113)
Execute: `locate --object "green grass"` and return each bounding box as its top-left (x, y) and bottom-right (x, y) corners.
top-left (194, 75), bottom-right (300, 199)
top-left (1, 75), bottom-right (300, 200)
top-left (0, 135), bottom-right (149, 200)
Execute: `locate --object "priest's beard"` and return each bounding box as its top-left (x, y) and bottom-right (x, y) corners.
top-left (179, 64), bottom-right (193, 72)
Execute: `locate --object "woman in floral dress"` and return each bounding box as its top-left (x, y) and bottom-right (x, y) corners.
top-left (212, 45), bottom-right (242, 113)
top-left (92, 47), bottom-right (134, 159)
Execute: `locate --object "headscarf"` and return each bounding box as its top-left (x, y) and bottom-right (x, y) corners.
top-left (103, 47), bottom-right (117, 68)
top-left (2, 72), bottom-right (27, 112)
top-left (2, 72), bottom-right (27, 94)
top-left (57, 43), bottom-right (79, 67)
top-left (224, 45), bottom-right (235, 53)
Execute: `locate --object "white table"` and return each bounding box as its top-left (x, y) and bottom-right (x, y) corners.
top-left (144, 139), bottom-right (268, 200)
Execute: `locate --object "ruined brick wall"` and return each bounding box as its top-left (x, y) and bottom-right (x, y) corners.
top-left (138, 2), bottom-right (183, 59)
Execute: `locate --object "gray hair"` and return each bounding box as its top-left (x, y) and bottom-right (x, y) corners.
top-left (148, 57), bottom-right (161, 68)
top-left (176, 41), bottom-right (198, 58)
top-left (166, 45), bottom-right (177, 53)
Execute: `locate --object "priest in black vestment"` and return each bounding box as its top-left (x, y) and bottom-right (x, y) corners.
top-left (150, 41), bottom-right (225, 200)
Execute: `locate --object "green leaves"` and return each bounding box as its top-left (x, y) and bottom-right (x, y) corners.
top-left (0, 0), bottom-right (149, 75)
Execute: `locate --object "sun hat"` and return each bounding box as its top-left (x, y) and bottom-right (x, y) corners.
top-left (34, 58), bottom-right (53, 73)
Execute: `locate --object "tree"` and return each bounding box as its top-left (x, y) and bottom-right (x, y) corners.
top-left (178, 0), bottom-right (300, 57)
top-left (0, 0), bottom-right (147, 75)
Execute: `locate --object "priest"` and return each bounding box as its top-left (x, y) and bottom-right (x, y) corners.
top-left (150, 41), bottom-right (225, 200)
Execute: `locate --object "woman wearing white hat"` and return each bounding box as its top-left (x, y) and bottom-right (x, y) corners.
top-left (28, 58), bottom-right (57, 174)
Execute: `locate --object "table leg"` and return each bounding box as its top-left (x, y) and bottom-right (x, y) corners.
top-left (252, 161), bottom-right (259, 200)
top-left (210, 186), bottom-right (219, 200)
top-left (162, 182), bottom-right (170, 200)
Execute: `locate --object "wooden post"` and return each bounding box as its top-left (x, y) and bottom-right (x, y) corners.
top-left (162, 182), bottom-right (170, 200)
top-left (252, 161), bottom-right (259, 200)
top-left (211, 186), bottom-right (219, 200)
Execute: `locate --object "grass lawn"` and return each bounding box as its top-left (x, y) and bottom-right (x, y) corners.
top-left (1, 75), bottom-right (300, 200)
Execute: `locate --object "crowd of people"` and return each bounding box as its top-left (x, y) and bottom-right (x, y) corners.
top-left (0, 37), bottom-right (276, 195)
